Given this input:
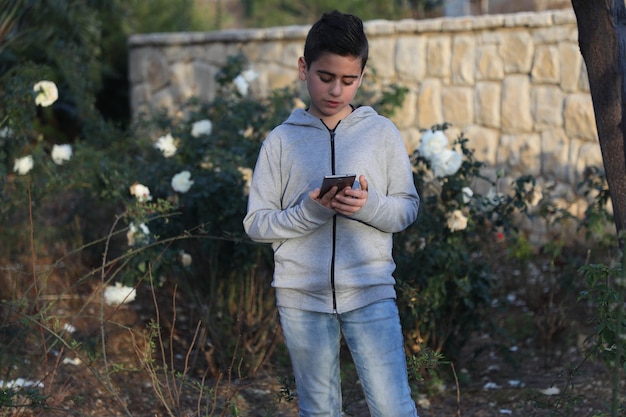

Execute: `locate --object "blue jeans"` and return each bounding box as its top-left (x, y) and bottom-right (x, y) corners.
top-left (278, 299), bottom-right (419, 417)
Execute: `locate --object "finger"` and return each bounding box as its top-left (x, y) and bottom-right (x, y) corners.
top-left (322, 186), bottom-right (339, 199)
top-left (310, 188), bottom-right (321, 199)
top-left (342, 187), bottom-right (366, 200)
top-left (359, 175), bottom-right (368, 191)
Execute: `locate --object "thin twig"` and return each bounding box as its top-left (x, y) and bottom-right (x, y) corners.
top-left (27, 177), bottom-right (48, 371)
top-left (450, 361), bottom-right (461, 417)
top-left (99, 214), bottom-right (124, 379)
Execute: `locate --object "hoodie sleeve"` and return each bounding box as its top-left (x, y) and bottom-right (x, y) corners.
top-left (243, 137), bottom-right (335, 244)
top-left (350, 124), bottom-right (420, 233)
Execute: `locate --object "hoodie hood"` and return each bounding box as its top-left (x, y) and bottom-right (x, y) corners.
top-left (283, 106), bottom-right (379, 130)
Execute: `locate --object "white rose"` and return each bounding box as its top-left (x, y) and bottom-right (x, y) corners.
top-left (431, 149), bottom-right (462, 177)
top-left (446, 209), bottom-right (468, 232)
top-left (180, 251), bottom-right (192, 267)
top-left (462, 186), bottom-right (473, 204)
top-left (1, 379), bottom-right (43, 389)
top-left (155, 133), bottom-right (177, 157)
top-left (417, 130), bottom-right (449, 161)
top-left (103, 282), bottom-right (137, 306)
top-left (129, 183), bottom-right (152, 202)
top-left (233, 69), bottom-right (258, 96)
top-left (0, 127), bottom-right (12, 138)
top-left (191, 119), bottom-right (213, 138)
top-left (63, 323), bottom-right (76, 333)
top-left (33, 80), bottom-right (58, 107)
top-left (171, 170), bottom-right (194, 193)
top-left (13, 155), bottom-right (34, 175)
top-left (233, 75), bottom-right (249, 96)
top-left (51, 144), bottom-right (72, 165)
top-left (241, 69), bottom-right (258, 82)
top-left (126, 222), bottom-right (150, 246)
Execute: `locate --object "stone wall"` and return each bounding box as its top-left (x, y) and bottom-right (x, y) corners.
top-left (128, 9), bottom-right (602, 227)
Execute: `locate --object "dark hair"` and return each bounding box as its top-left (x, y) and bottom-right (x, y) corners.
top-left (303, 11), bottom-right (369, 71)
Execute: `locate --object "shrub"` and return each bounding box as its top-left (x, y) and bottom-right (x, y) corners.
top-left (393, 124), bottom-right (615, 360)
top-left (395, 125), bottom-right (503, 357)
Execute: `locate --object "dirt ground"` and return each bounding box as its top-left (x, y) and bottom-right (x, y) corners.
top-left (0, 264), bottom-right (624, 417)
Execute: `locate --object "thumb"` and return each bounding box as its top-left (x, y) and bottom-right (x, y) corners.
top-left (359, 175), bottom-right (368, 191)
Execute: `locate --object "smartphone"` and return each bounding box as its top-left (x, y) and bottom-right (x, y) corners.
top-left (319, 174), bottom-right (357, 196)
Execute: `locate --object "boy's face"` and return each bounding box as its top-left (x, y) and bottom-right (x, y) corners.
top-left (298, 52), bottom-right (364, 127)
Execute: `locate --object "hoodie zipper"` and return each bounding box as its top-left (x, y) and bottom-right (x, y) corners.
top-left (328, 126), bottom-right (339, 313)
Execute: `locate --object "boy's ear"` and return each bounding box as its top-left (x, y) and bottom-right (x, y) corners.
top-left (298, 57), bottom-right (307, 81)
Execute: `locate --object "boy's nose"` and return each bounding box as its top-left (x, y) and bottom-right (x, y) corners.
top-left (329, 81), bottom-right (342, 96)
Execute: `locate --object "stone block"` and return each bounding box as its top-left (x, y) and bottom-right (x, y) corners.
top-left (461, 125), bottom-right (499, 165)
top-left (531, 85), bottom-right (564, 127)
top-left (442, 87), bottom-right (474, 125)
top-left (574, 141), bottom-right (604, 183)
top-left (504, 11), bottom-right (552, 27)
top-left (502, 75), bottom-right (533, 133)
top-left (130, 84), bottom-right (149, 116)
top-left (564, 94), bottom-right (597, 140)
top-left (476, 45), bottom-right (504, 81)
top-left (427, 36), bottom-right (452, 79)
top-left (282, 41), bottom-right (303, 66)
top-left (129, 48), bottom-right (170, 93)
top-left (395, 36), bottom-right (427, 82)
top-left (532, 25), bottom-right (575, 43)
top-left (400, 127), bottom-right (421, 153)
top-left (499, 31), bottom-right (534, 74)
top-left (390, 89), bottom-right (417, 129)
top-left (242, 41), bottom-right (283, 62)
top-left (150, 88), bottom-right (176, 115)
top-left (451, 35), bottom-right (476, 85)
top-left (162, 45), bottom-right (189, 64)
top-left (559, 42), bottom-right (583, 93)
top-left (498, 133), bottom-right (542, 176)
top-left (578, 60), bottom-right (590, 92)
top-left (552, 9), bottom-right (577, 25)
top-left (266, 63), bottom-right (298, 92)
top-left (417, 18), bottom-right (445, 33)
top-left (531, 45), bottom-right (560, 84)
top-left (369, 38), bottom-right (396, 78)
top-left (476, 82), bottom-right (502, 128)
top-left (417, 79), bottom-right (443, 128)
top-left (204, 43), bottom-right (229, 66)
top-left (192, 62), bottom-right (219, 103)
top-left (442, 16), bottom-right (475, 32)
top-left (364, 20), bottom-right (397, 36)
top-left (540, 128), bottom-right (569, 180)
top-left (170, 62), bottom-right (197, 103)
top-left (395, 19), bottom-right (421, 32)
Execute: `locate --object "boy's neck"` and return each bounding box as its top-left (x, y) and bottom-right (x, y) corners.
top-left (312, 105), bottom-right (354, 130)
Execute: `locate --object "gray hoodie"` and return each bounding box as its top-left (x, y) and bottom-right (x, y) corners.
top-left (243, 106), bottom-right (420, 314)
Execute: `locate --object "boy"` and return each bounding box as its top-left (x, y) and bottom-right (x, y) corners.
top-left (243, 11), bottom-right (420, 417)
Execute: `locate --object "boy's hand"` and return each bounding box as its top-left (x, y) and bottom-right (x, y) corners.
top-left (331, 175), bottom-right (368, 215)
top-left (310, 186), bottom-right (340, 209)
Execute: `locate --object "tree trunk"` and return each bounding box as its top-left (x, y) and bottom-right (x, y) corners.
top-left (571, 0), bottom-right (626, 241)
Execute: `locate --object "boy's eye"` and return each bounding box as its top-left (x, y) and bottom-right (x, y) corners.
top-left (319, 75), bottom-right (355, 86)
